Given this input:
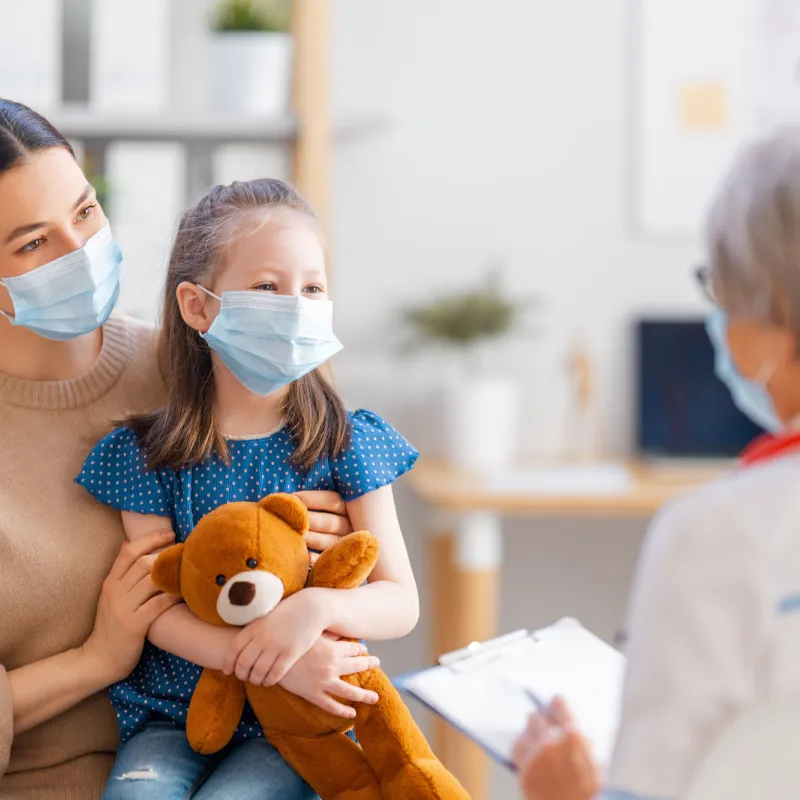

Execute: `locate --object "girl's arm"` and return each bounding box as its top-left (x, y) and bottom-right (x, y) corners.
top-left (121, 511), bottom-right (239, 668)
top-left (312, 485), bottom-right (419, 640)
top-left (4, 530), bottom-right (179, 746)
top-left (224, 485), bottom-right (419, 684)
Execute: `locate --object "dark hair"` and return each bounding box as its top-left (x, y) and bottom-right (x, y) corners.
top-left (0, 98), bottom-right (74, 174)
top-left (128, 178), bottom-right (351, 472)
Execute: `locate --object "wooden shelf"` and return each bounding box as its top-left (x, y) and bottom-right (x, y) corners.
top-left (48, 106), bottom-right (387, 144)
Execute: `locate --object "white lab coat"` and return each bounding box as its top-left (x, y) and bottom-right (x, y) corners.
top-left (598, 453), bottom-right (800, 800)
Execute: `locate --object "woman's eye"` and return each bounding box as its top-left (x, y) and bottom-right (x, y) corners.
top-left (20, 238), bottom-right (45, 253)
top-left (254, 282), bottom-right (277, 292)
top-left (304, 285), bottom-right (323, 294)
top-left (77, 203), bottom-right (96, 221)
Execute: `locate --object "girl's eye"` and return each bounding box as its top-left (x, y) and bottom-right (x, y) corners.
top-left (20, 238), bottom-right (45, 253)
top-left (304, 285), bottom-right (323, 294)
top-left (254, 282), bottom-right (277, 292)
top-left (76, 203), bottom-right (96, 221)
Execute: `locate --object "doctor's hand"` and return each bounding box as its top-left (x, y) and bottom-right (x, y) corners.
top-left (293, 490), bottom-right (353, 566)
top-left (513, 697), bottom-right (600, 800)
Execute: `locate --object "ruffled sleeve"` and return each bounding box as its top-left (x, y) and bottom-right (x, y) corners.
top-left (331, 409), bottom-right (419, 502)
top-left (76, 426), bottom-right (172, 517)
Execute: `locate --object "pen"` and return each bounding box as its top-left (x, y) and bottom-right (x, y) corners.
top-left (524, 688), bottom-right (545, 711)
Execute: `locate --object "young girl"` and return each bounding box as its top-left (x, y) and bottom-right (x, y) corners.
top-left (76, 178), bottom-right (421, 799)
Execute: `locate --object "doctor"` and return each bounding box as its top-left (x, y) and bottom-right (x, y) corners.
top-left (513, 126), bottom-right (800, 800)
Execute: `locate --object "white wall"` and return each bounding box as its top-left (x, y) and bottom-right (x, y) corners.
top-left (328, 0), bottom-right (708, 458)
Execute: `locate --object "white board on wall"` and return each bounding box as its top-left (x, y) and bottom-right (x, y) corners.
top-left (635, 0), bottom-right (755, 236)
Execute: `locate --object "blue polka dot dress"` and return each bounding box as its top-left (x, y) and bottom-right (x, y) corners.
top-left (75, 409), bottom-right (418, 744)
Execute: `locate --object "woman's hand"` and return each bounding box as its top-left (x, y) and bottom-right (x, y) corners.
top-left (278, 633), bottom-right (381, 718)
top-left (223, 588), bottom-right (330, 686)
top-left (513, 697), bottom-right (600, 800)
top-left (81, 529), bottom-right (180, 684)
top-left (294, 490), bottom-right (353, 565)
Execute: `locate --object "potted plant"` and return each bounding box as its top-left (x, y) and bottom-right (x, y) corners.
top-left (402, 266), bottom-right (537, 473)
top-left (209, 0), bottom-right (293, 115)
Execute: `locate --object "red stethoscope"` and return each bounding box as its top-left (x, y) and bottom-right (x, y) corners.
top-left (740, 430), bottom-right (800, 468)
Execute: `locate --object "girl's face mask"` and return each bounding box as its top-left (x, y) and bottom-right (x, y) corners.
top-left (197, 286), bottom-right (343, 396)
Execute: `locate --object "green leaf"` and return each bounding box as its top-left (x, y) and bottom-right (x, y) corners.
top-left (401, 266), bottom-right (539, 349)
top-left (212, 0), bottom-right (291, 33)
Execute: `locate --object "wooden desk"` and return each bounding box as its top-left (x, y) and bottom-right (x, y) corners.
top-left (408, 458), bottom-right (725, 800)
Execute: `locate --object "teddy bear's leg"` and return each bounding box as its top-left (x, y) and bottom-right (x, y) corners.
top-left (186, 669), bottom-right (246, 755)
top-left (351, 670), bottom-right (470, 800)
top-left (266, 730), bottom-right (383, 800)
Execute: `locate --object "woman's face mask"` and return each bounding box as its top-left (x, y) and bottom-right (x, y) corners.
top-left (0, 148), bottom-right (120, 340)
top-left (706, 308), bottom-right (781, 432)
top-left (0, 223), bottom-right (122, 341)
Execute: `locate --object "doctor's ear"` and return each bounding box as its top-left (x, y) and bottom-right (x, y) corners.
top-left (176, 282), bottom-right (217, 334)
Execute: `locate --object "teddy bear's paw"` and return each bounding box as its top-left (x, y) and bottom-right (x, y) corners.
top-left (382, 758), bottom-right (470, 800)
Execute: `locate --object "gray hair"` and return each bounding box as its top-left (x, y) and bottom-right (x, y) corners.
top-left (707, 127), bottom-right (800, 332)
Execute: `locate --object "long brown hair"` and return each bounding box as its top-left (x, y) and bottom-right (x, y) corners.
top-left (129, 178), bottom-right (351, 471)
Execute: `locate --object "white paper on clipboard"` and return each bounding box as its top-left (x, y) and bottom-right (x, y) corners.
top-left (398, 618), bottom-right (626, 768)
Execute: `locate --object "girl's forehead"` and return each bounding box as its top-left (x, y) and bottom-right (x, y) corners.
top-left (217, 213), bottom-right (327, 279)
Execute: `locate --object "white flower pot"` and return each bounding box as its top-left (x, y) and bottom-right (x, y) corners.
top-left (210, 32), bottom-right (293, 115)
top-left (443, 377), bottom-right (518, 473)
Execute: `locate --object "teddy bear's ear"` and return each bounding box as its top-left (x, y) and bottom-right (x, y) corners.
top-left (152, 542), bottom-right (185, 596)
top-left (258, 493), bottom-right (309, 535)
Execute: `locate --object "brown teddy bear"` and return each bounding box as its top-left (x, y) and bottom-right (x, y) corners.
top-left (152, 493), bottom-right (469, 800)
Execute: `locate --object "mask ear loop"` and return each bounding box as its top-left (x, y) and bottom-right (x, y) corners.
top-left (196, 285), bottom-right (222, 302)
top-left (755, 361), bottom-right (778, 388)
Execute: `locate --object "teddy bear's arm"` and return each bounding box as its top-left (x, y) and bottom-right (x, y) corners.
top-left (307, 531), bottom-right (379, 590)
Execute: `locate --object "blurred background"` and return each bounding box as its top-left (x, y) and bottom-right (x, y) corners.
top-left (1, 0), bottom-right (793, 796)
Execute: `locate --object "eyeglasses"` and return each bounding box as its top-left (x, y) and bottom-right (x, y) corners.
top-left (695, 265), bottom-right (716, 304)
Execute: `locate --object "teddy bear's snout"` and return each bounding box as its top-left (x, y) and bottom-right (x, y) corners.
top-left (216, 569), bottom-right (285, 626)
top-left (228, 581), bottom-right (256, 606)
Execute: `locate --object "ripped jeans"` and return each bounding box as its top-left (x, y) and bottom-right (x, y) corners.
top-left (103, 720), bottom-right (318, 800)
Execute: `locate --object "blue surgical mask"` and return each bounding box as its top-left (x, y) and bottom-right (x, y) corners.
top-left (0, 223), bottom-right (122, 341)
top-left (198, 287), bottom-right (343, 396)
top-left (706, 308), bottom-right (781, 432)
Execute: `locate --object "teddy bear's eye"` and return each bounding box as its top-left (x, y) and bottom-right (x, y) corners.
top-left (246, 558), bottom-right (258, 569)
top-left (215, 574), bottom-right (226, 586)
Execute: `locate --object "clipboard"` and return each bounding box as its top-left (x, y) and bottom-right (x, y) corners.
top-left (395, 617), bottom-right (626, 769)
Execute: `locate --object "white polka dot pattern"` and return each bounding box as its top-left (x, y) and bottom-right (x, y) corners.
top-left (75, 409), bottom-right (418, 743)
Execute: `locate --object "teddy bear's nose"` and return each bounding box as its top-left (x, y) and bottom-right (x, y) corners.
top-left (228, 581), bottom-right (256, 606)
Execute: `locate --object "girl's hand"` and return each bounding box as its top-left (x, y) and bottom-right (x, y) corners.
top-left (294, 490), bottom-right (353, 566)
top-left (278, 633), bottom-right (381, 718)
top-left (82, 529), bottom-right (180, 684)
top-left (513, 697), bottom-right (600, 800)
top-left (223, 588), bottom-right (329, 685)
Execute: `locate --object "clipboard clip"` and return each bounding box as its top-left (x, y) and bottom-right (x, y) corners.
top-left (438, 629), bottom-right (539, 672)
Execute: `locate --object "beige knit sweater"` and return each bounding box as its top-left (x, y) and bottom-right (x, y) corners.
top-left (0, 316), bottom-right (163, 799)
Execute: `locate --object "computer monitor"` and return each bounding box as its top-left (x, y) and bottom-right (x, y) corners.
top-left (636, 318), bottom-right (763, 458)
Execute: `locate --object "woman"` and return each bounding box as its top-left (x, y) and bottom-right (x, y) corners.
top-left (514, 127), bottom-right (800, 800)
top-left (0, 99), bottom-right (360, 799)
